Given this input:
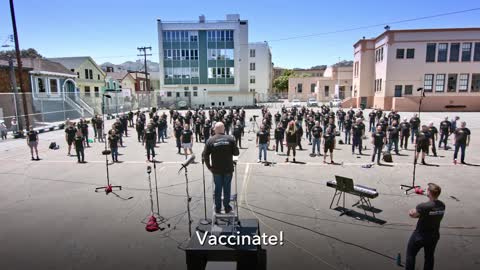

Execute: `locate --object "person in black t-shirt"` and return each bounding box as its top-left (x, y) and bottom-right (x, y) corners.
top-left (368, 110), bottom-right (376, 132)
top-left (95, 116), bottom-right (104, 142)
top-left (136, 117), bottom-right (145, 143)
top-left (194, 118), bottom-right (202, 143)
top-left (158, 117), bottom-right (167, 143)
top-left (400, 118), bottom-right (411, 149)
top-left (108, 129), bottom-right (119, 162)
top-left (26, 127), bottom-right (39, 160)
top-left (406, 183), bottom-right (445, 270)
top-left (311, 121), bottom-right (323, 156)
top-left (65, 122), bottom-right (77, 156)
top-left (427, 122), bottom-right (438, 157)
top-left (74, 129), bottom-right (85, 163)
top-left (410, 114), bottom-right (421, 144)
top-left (181, 124), bottom-right (194, 160)
top-left (143, 124), bottom-right (156, 162)
top-left (415, 125), bottom-right (431, 165)
top-left (173, 121), bottom-right (184, 154)
top-left (351, 119), bottom-right (365, 155)
top-left (233, 120), bottom-right (243, 149)
top-left (344, 115), bottom-right (353, 145)
top-left (453, 121), bottom-right (471, 164)
top-left (438, 117), bottom-right (451, 150)
top-left (274, 123), bottom-right (285, 154)
top-left (371, 125), bottom-right (386, 164)
top-left (285, 121), bottom-right (297, 162)
top-left (296, 120), bottom-right (304, 150)
top-left (387, 120), bottom-right (400, 154)
top-left (323, 127), bottom-right (335, 164)
top-left (256, 125), bottom-right (270, 163)
top-left (78, 118), bottom-right (90, 147)
top-left (203, 119), bottom-right (212, 143)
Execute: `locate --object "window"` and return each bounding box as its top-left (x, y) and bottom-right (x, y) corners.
top-left (94, 86), bottom-right (99, 97)
top-left (461, 43), bottom-right (472, 62)
top-left (447, 74), bottom-right (457, 92)
top-left (250, 88), bottom-right (255, 93)
top-left (435, 74), bottom-right (445, 92)
top-left (167, 92), bottom-right (172, 97)
top-left (324, 85), bottom-right (329, 97)
top-left (250, 76), bottom-right (255, 84)
top-left (193, 91), bottom-right (198, 97)
top-left (37, 78), bottom-right (46, 93)
top-left (84, 86), bottom-right (91, 96)
top-left (228, 96), bottom-right (233, 102)
top-left (471, 74), bottom-right (480, 92)
top-left (310, 83), bottom-right (316, 93)
top-left (184, 86), bottom-right (189, 90)
top-left (474, 43), bottom-right (480, 61)
top-left (404, 85), bottom-right (413, 95)
top-left (184, 92), bottom-right (189, 97)
top-left (374, 79), bottom-right (382, 92)
top-left (89, 69), bottom-right (93, 79)
top-left (394, 85), bottom-right (402, 97)
top-left (459, 74), bottom-right (469, 92)
top-left (426, 43), bottom-right (436, 62)
top-left (250, 62), bottom-right (255, 71)
top-left (250, 49), bottom-right (255, 57)
top-left (424, 74), bottom-right (434, 92)
top-left (97, 74), bottom-right (100, 80)
top-left (193, 86), bottom-right (198, 90)
top-left (406, 48), bottom-right (415, 59)
top-left (354, 61), bottom-right (359, 77)
top-left (85, 69), bottom-right (89, 79)
top-left (297, 83), bottom-right (303, 93)
top-left (76, 72), bottom-right (79, 78)
top-left (396, 49), bottom-right (405, 59)
top-left (449, 43), bottom-right (460, 62)
top-left (49, 79), bottom-right (58, 94)
top-left (176, 92), bottom-right (180, 97)
top-left (380, 47), bottom-right (383, 61)
top-left (437, 43), bottom-right (448, 62)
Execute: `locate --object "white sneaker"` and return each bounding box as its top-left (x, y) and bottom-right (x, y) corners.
top-left (257, 159), bottom-right (261, 163)
top-left (275, 152), bottom-right (278, 155)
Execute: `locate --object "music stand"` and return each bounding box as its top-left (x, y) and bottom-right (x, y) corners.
top-left (400, 88), bottom-right (424, 194)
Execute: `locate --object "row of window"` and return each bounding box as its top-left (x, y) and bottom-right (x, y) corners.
top-left (164, 67), bottom-right (199, 79)
top-left (207, 67), bottom-right (235, 78)
top-left (375, 47), bottom-right (384, 62)
top-left (36, 78), bottom-right (59, 94)
top-left (395, 48), bottom-right (415, 59)
top-left (249, 49), bottom-right (256, 57)
top-left (424, 73), bottom-right (480, 92)
top-left (166, 91), bottom-right (199, 98)
top-left (207, 30), bottom-right (234, 41)
top-left (296, 84), bottom-right (330, 96)
top-left (426, 42), bottom-right (480, 63)
top-left (208, 49), bottom-right (234, 60)
top-left (163, 31), bottom-right (198, 42)
top-left (84, 86), bottom-right (100, 96)
top-left (249, 62), bottom-right (256, 71)
top-left (164, 49), bottom-right (199, 60)
top-left (80, 69), bottom-right (101, 80)
top-left (374, 78), bottom-right (383, 92)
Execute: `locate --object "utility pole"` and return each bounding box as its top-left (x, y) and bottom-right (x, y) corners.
top-left (137, 46), bottom-right (152, 110)
top-left (9, 0), bottom-right (30, 133)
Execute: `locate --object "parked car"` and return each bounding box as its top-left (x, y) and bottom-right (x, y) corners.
top-left (291, 99), bottom-right (301, 107)
top-left (177, 100), bottom-right (188, 109)
top-left (307, 98), bottom-right (318, 107)
top-left (330, 98), bottom-right (342, 107)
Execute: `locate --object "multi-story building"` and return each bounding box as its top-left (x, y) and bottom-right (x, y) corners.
top-left (288, 65), bottom-right (353, 102)
top-left (350, 28), bottom-right (480, 111)
top-left (157, 14), bottom-right (252, 108)
top-left (248, 42), bottom-right (272, 102)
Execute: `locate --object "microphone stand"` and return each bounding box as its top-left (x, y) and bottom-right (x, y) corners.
top-left (152, 158), bottom-right (165, 222)
top-left (401, 88), bottom-right (424, 194)
top-left (183, 166), bottom-right (193, 237)
top-left (199, 157), bottom-right (211, 225)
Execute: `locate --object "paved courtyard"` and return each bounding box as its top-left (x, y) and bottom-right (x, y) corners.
top-left (0, 107), bottom-right (479, 270)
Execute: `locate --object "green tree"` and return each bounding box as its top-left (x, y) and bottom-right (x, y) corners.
top-left (0, 48), bottom-right (43, 59)
top-left (273, 69), bottom-right (296, 93)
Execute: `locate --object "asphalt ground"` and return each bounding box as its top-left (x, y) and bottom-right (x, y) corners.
top-left (0, 107), bottom-right (479, 270)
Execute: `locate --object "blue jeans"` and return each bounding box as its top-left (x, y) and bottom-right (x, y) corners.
top-left (213, 174), bottom-right (232, 211)
top-left (411, 128), bottom-right (418, 143)
top-left (158, 127), bottom-right (166, 142)
top-left (146, 141), bottom-right (155, 160)
top-left (454, 143), bottom-right (466, 162)
top-left (163, 126), bottom-right (167, 138)
top-left (388, 137), bottom-right (399, 154)
top-left (352, 135), bottom-right (362, 153)
top-left (312, 137), bottom-right (320, 154)
top-left (258, 143), bottom-right (267, 161)
top-left (344, 129), bottom-right (351, 144)
top-left (111, 147), bottom-right (118, 161)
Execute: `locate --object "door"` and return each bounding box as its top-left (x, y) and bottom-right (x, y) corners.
top-left (394, 85), bottom-right (402, 97)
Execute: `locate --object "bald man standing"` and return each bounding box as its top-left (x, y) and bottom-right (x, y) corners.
top-left (203, 122), bottom-right (240, 214)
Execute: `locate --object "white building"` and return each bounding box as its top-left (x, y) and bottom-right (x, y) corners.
top-left (248, 42), bottom-right (273, 102)
top-left (157, 14), bottom-right (253, 108)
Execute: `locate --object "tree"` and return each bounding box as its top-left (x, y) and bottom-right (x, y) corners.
top-left (273, 69), bottom-right (295, 93)
top-left (0, 48), bottom-right (43, 59)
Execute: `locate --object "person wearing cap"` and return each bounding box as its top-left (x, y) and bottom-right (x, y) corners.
top-left (406, 183), bottom-right (445, 270)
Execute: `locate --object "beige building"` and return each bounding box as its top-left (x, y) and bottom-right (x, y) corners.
top-left (288, 65), bottom-right (352, 102)
top-left (248, 42), bottom-right (273, 102)
top-left (348, 28), bottom-right (480, 111)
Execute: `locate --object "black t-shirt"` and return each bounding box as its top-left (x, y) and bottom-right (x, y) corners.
top-left (158, 119), bottom-right (167, 128)
top-left (74, 135), bottom-right (84, 149)
top-left (323, 133), bottom-right (335, 145)
top-left (392, 113), bottom-right (401, 122)
top-left (174, 126), bottom-right (183, 138)
top-left (286, 130), bottom-right (297, 143)
top-left (311, 126), bottom-right (322, 138)
top-left (274, 127), bottom-right (285, 139)
top-left (203, 134), bottom-right (239, 174)
top-left (410, 117), bottom-right (420, 129)
top-left (145, 128), bottom-right (156, 141)
top-left (95, 118), bottom-right (103, 129)
top-left (388, 125), bottom-right (400, 139)
top-left (27, 130), bottom-right (38, 142)
top-left (65, 127), bottom-right (77, 140)
top-left (415, 200), bottom-right (445, 236)
top-left (416, 131), bottom-right (431, 145)
top-left (182, 129), bottom-right (193, 143)
top-left (372, 131), bottom-right (386, 146)
top-left (233, 125), bottom-right (242, 137)
top-left (275, 113), bottom-right (281, 122)
top-left (352, 123), bottom-right (365, 137)
top-left (281, 118), bottom-right (289, 129)
top-left (136, 120), bottom-right (145, 131)
top-left (257, 131), bottom-right (269, 144)
top-left (369, 112), bottom-right (376, 120)
top-left (203, 123), bottom-right (211, 134)
top-left (454, 128), bottom-right (471, 145)
top-left (400, 122), bottom-right (411, 135)
top-left (428, 127), bottom-right (438, 138)
top-left (108, 134), bottom-right (119, 148)
top-left (440, 120), bottom-right (451, 133)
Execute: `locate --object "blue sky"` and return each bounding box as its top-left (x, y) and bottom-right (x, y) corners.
top-left (1, 0), bottom-right (479, 68)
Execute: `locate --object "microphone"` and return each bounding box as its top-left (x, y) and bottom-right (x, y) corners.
top-left (147, 166), bottom-right (152, 174)
top-left (181, 154), bottom-right (196, 169)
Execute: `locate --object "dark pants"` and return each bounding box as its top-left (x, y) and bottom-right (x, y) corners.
top-left (123, 126), bottom-right (128, 136)
top-left (345, 129), bottom-right (351, 144)
top-left (204, 134), bottom-right (210, 144)
top-left (213, 174), bottom-right (232, 212)
top-left (83, 134), bottom-right (90, 147)
top-left (276, 138), bottom-right (284, 152)
top-left (352, 135), bottom-right (362, 154)
top-left (454, 143), bottom-right (466, 162)
top-left (158, 127), bottom-right (166, 142)
top-left (296, 135), bottom-right (302, 150)
top-left (129, 119), bottom-right (134, 127)
top-left (406, 232), bottom-right (439, 270)
top-left (235, 135), bottom-right (242, 148)
top-left (111, 147), bottom-right (118, 161)
top-left (400, 134), bottom-right (409, 149)
top-left (195, 130), bottom-right (201, 142)
top-left (338, 120), bottom-right (344, 132)
top-left (430, 141), bottom-right (437, 156)
top-left (146, 141), bottom-right (155, 160)
top-left (369, 120), bottom-right (375, 132)
top-left (137, 130), bottom-right (143, 142)
top-left (176, 137), bottom-right (181, 152)
top-left (439, 133), bottom-right (448, 149)
top-left (372, 144), bottom-right (383, 163)
top-left (411, 128), bottom-right (418, 143)
top-left (75, 147), bottom-right (85, 162)
top-left (388, 137), bottom-right (399, 154)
